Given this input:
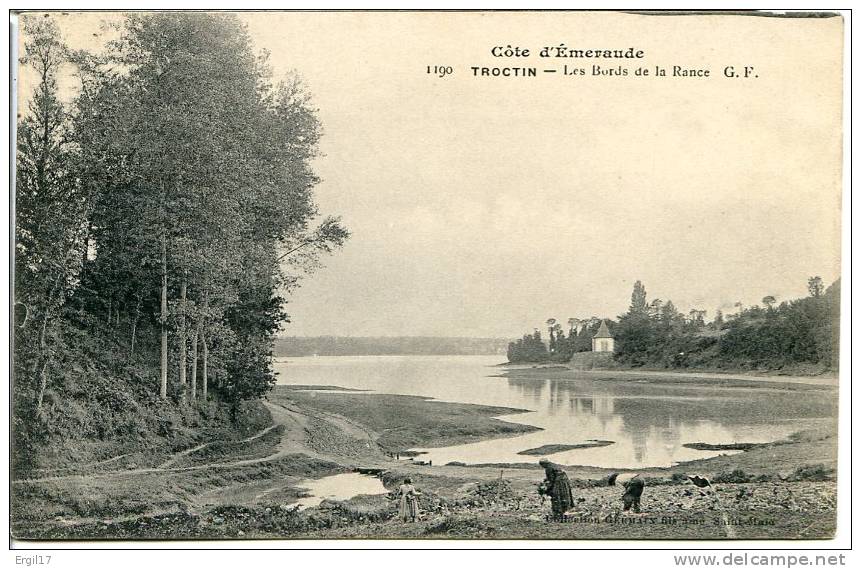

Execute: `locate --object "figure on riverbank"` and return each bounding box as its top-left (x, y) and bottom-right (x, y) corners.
top-left (398, 478), bottom-right (421, 522)
top-left (538, 459), bottom-right (574, 520)
top-left (688, 475), bottom-right (711, 489)
top-left (622, 474), bottom-right (645, 513)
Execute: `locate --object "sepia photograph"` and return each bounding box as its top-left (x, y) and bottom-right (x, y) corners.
top-left (8, 8), bottom-right (847, 546)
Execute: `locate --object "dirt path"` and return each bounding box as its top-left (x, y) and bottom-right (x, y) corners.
top-left (13, 417), bottom-right (299, 485)
top-left (262, 400), bottom-right (315, 456)
top-left (12, 395), bottom-right (391, 485)
top-left (158, 443), bottom-right (210, 469)
top-left (188, 400), bottom-right (386, 509)
top-left (306, 404), bottom-right (379, 444)
top-left (28, 453), bottom-right (132, 474)
top-left (157, 424), bottom-right (282, 469)
top-left (12, 454), bottom-right (284, 485)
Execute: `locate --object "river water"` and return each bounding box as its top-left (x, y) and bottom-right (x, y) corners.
top-left (292, 472), bottom-right (389, 510)
top-left (274, 355), bottom-right (836, 469)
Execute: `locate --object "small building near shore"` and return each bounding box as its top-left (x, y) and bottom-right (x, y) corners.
top-left (591, 320), bottom-right (615, 353)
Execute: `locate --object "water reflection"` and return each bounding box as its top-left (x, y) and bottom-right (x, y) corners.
top-left (274, 356), bottom-right (836, 468)
top-left (507, 375), bottom-right (546, 405)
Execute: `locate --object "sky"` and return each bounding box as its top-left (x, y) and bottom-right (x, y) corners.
top-left (20, 12), bottom-right (844, 338)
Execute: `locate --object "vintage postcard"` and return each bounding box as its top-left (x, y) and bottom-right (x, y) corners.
top-left (10, 9), bottom-right (845, 545)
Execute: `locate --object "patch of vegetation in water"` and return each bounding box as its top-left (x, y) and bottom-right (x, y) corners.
top-left (683, 442), bottom-right (759, 451)
top-left (517, 440), bottom-right (615, 456)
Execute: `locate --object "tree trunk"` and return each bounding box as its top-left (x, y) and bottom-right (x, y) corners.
top-left (202, 330), bottom-right (208, 401)
top-left (35, 357), bottom-right (50, 414)
top-left (160, 233), bottom-right (168, 400)
top-left (200, 284), bottom-right (210, 402)
top-left (178, 273), bottom-right (188, 401)
top-left (31, 276), bottom-right (59, 375)
top-left (130, 295), bottom-right (141, 359)
top-left (33, 274), bottom-right (61, 412)
top-left (79, 223), bottom-right (91, 287)
top-left (30, 307), bottom-right (50, 376)
top-left (190, 320), bottom-right (200, 401)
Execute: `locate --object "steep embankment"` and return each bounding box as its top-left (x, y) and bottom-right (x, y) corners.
top-left (13, 317), bottom-right (271, 478)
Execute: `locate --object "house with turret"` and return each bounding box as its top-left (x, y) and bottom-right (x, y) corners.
top-left (591, 320), bottom-right (615, 353)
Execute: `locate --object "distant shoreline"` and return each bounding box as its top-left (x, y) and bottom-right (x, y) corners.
top-left (499, 362), bottom-right (838, 386)
top-left (275, 353), bottom-right (505, 358)
top-left (274, 336), bottom-right (509, 357)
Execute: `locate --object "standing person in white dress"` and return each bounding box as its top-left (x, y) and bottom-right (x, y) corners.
top-left (398, 478), bottom-right (421, 522)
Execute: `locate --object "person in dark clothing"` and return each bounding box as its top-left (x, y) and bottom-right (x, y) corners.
top-left (622, 474), bottom-right (645, 513)
top-left (538, 459), bottom-right (575, 520)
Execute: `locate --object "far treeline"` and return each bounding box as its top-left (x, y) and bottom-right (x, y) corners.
top-left (508, 277), bottom-right (840, 372)
top-left (276, 336), bottom-right (509, 357)
top-left (13, 14), bottom-right (347, 467)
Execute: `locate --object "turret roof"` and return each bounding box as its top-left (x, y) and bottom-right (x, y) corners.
top-left (593, 320), bottom-right (613, 339)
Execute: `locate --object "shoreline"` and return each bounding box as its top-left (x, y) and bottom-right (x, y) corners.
top-left (267, 384), bottom-right (835, 480)
top-left (498, 367), bottom-right (839, 393)
top-left (499, 362), bottom-right (838, 386)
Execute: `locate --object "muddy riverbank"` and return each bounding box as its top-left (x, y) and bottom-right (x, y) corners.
top-left (12, 380), bottom-right (838, 541)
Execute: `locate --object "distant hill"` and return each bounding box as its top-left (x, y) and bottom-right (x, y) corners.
top-left (274, 336), bottom-right (510, 357)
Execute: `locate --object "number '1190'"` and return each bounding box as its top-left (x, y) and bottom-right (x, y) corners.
top-left (427, 66), bottom-right (453, 78)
